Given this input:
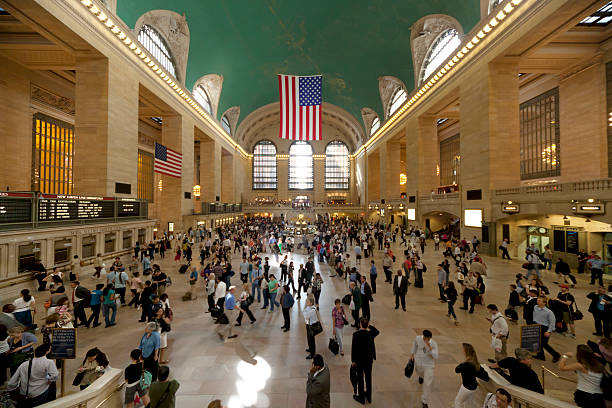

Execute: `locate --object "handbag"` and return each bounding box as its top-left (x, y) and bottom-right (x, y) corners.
top-left (72, 370), bottom-right (86, 386)
top-left (404, 359), bottom-right (414, 378)
top-left (341, 294), bottom-right (351, 305)
top-left (139, 367), bottom-right (152, 390)
top-left (328, 338), bottom-right (339, 355)
top-left (309, 321), bottom-right (323, 336)
top-left (349, 365), bottom-right (358, 394)
top-left (572, 305), bottom-right (583, 321)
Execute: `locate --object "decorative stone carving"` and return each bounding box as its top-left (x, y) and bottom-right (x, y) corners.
top-left (193, 74), bottom-right (223, 118)
top-left (410, 15), bottom-right (464, 87)
top-left (378, 76), bottom-right (406, 121)
top-left (360, 107), bottom-right (378, 142)
top-left (30, 84), bottom-right (75, 116)
top-left (138, 132), bottom-right (156, 148)
top-left (134, 10), bottom-right (190, 85)
top-left (222, 106), bottom-right (241, 137)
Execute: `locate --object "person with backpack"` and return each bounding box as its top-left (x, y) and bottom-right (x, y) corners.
top-left (235, 283), bottom-right (256, 326)
top-left (87, 283), bottom-right (104, 328)
top-left (280, 285), bottom-right (294, 332)
top-left (148, 365), bottom-right (179, 408)
top-left (487, 304), bottom-right (509, 362)
top-left (124, 349), bottom-right (150, 408)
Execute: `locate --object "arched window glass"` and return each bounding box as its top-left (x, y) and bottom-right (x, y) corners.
top-left (138, 24), bottom-right (177, 78)
top-left (420, 29), bottom-right (461, 85)
top-left (289, 141), bottom-right (313, 189)
top-left (389, 88), bottom-right (407, 116)
top-left (221, 115), bottom-right (231, 134)
top-left (488, 0), bottom-right (504, 14)
top-left (325, 141), bottom-right (349, 189)
top-left (370, 117), bottom-right (380, 136)
top-left (253, 141), bottom-right (277, 189)
top-left (193, 85), bottom-right (212, 114)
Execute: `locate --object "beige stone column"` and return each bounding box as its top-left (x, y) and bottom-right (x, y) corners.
top-left (367, 150), bottom-right (380, 202)
top-left (277, 157), bottom-right (289, 199)
top-left (221, 149), bottom-right (234, 203)
top-left (74, 56), bottom-right (138, 196)
top-left (200, 139), bottom-right (221, 203)
top-left (385, 140), bottom-right (402, 199)
top-left (314, 156), bottom-right (325, 204)
top-left (158, 115), bottom-right (183, 233)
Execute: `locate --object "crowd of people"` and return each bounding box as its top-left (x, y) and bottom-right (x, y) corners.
top-left (0, 215), bottom-right (609, 407)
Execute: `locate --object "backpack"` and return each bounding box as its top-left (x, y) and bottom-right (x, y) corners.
top-left (422, 263), bottom-right (427, 273)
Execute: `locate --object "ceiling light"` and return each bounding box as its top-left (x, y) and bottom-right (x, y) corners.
top-left (81, 0), bottom-right (93, 6)
top-left (457, 51), bottom-right (464, 58)
top-left (477, 30), bottom-right (485, 38)
top-left (111, 26), bottom-right (121, 34)
top-left (128, 43), bottom-right (136, 50)
top-left (511, 0), bottom-right (523, 5)
top-left (490, 18), bottom-right (499, 27)
top-left (471, 36), bottom-right (480, 44)
top-left (466, 41), bottom-right (474, 49)
top-left (97, 12), bottom-right (107, 22)
top-left (89, 5), bottom-right (100, 14)
top-left (104, 19), bottom-right (114, 28)
top-left (504, 3), bottom-right (514, 13)
top-left (461, 47), bottom-right (468, 54)
top-left (496, 10), bottom-right (506, 20)
top-left (483, 24), bottom-right (492, 33)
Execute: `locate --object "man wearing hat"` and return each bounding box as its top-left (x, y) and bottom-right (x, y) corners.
top-left (216, 286), bottom-right (238, 341)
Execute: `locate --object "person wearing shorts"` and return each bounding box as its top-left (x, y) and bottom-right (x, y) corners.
top-left (125, 349), bottom-right (150, 408)
top-left (555, 284), bottom-right (576, 338)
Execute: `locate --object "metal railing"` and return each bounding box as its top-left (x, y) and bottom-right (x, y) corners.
top-left (494, 178), bottom-right (612, 196)
top-left (540, 365), bottom-right (576, 393)
top-left (419, 192), bottom-right (460, 201)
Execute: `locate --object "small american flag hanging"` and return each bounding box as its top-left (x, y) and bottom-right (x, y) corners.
top-left (154, 142), bottom-right (182, 178)
top-left (278, 74), bottom-right (322, 140)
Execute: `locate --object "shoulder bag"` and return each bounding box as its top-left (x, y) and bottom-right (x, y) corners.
top-left (308, 309), bottom-right (323, 337)
top-left (10, 358), bottom-right (33, 408)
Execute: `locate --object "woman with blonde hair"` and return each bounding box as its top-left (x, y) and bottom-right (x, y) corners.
top-left (559, 344), bottom-right (606, 407)
top-left (454, 343), bottom-right (489, 407)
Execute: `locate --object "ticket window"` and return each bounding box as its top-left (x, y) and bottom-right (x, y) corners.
top-left (54, 239), bottom-right (72, 265)
top-left (104, 233), bottom-right (116, 254)
top-left (122, 230), bottom-right (132, 250)
top-left (82, 236), bottom-right (96, 259)
top-left (18, 243), bottom-right (41, 273)
top-left (138, 229), bottom-right (146, 246)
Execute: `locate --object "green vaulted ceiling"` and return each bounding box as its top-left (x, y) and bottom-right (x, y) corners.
top-left (118, 0), bottom-right (480, 127)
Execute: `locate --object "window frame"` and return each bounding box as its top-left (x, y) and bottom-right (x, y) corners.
top-left (419, 28), bottom-right (461, 86)
top-left (221, 115), bottom-right (231, 135)
top-left (137, 24), bottom-right (177, 79)
top-left (370, 117), bottom-right (380, 136)
top-left (325, 141), bottom-right (350, 190)
top-left (388, 88), bottom-right (408, 117)
top-left (252, 140), bottom-right (278, 190)
top-left (288, 141), bottom-right (314, 190)
top-left (193, 85), bottom-right (213, 114)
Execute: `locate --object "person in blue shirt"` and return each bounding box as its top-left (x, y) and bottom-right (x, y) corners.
top-left (189, 266), bottom-right (199, 300)
top-left (587, 254), bottom-right (611, 287)
top-left (87, 283), bottom-right (104, 327)
top-left (139, 322), bottom-right (161, 381)
top-left (587, 286), bottom-right (611, 338)
top-left (216, 286), bottom-right (238, 341)
top-left (369, 260), bottom-right (377, 294)
top-left (114, 269), bottom-right (129, 306)
top-left (533, 297), bottom-right (560, 362)
top-left (142, 255), bottom-right (152, 276)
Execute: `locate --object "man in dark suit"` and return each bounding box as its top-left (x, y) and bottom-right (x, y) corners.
top-left (70, 280), bottom-right (90, 328)
top-left (393, 270), bottom-right (408, 311)
top-left (351, 317), bottom-right (379, 404)
top-left (523, 289), bottom-right (538, 325)
top-left (587, 285), bottom-right (611, 338)
top-left (306, 354), bottom-right (330, 408)
top-left (359, 275), bottom-right (374, 322)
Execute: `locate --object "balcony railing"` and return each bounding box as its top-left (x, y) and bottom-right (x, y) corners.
top-left (419, 192), bottom-right (460, 201)
top-left (198, 203), bottom-right (242, 215)
top-left (494, 178), bottom-right (612, 196)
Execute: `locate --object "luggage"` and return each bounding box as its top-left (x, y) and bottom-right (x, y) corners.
top-left (474, 295), bottom-right (483, 305)
top-left (211, 306), bottom-right (223, 318)
top-left (181, 292), bottom-right (192, 301)
top-left (178, 264), bottom-right (189, 274)
top-left (328, 338), bottom-right (339, 355)
top-left (341, 294), bottom-right (352, 305)
top-left (504, 307), bottom-right (518, 321)
top-left (216, 313), bottom-right (229, 325)
top-left (404, 359), bottom-right (414, 378)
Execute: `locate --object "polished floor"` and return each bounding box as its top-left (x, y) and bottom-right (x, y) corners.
top-left (2, 238), bottom-right (603, 407)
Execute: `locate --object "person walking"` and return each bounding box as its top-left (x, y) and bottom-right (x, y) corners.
top-left (553, 284), bottom-right (577, 338)
top-left (235, 283), bottom-right (256, 326)
top-left (533, 296), bottom-right (561, 362)
top-left (280, 285), bottom-right (294, 332)
top-left (188, 265), bottom-right (199, 300)
top-left (312, 273), bottom-right (323, 310)
top-left (587, 286), bottom-right (611, 338)
top-left (306, 354), bottom-right (330, 408)
top-left (499, 238), bottom-right (511, 260)
top-left (349, 281), bottom-right (361, 327)
top-left (332, 299), bottom-right (347, 356)
top-left (128, 272), bottom-right (143, 308)
top-left (444, 282), bottom-right (459, 325)
top-left (102, 284), bottom-right (117, 328)
top-left (453, 343), bottom-right (489, 408)
top-left (70, 281), bottom-right (90, 328)
top-left (205, 273), bottom-right (216, 312)
top-left (410, 329), bottom-right (438, 408)
top-left (393, 270), bottom-right (408, 312)
top-left (486, 304), bottom-right (509, 362)
top-left (558, 344), bottom-right (606, 408)
top-left (359, 275), bottom-right (373, 322)
top-left (351, 318), bottom-right (379, 405)
top-left (369, 260), bottom-right (377, 294)
top-left (587, 254), bottom-right (610, 287)
top-left (86, 283), bottom-right (104, 328)
top-left (216, 286), bottom-right (239, 341)
top-left (436, 264), bottom-right (447, 302)
top-left (304, 297), bottom-right (319, 360)
top-left (268, 274), bottom-right (281, 312)
top-left (382, 251), bottom-right (393, 283)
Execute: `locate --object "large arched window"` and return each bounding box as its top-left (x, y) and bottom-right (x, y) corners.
top-left (289, 141), bottom-right (313, 189)
top-left (370, 117), bottom-right (380, 136)
top-left (221, 115), bottom-right (231, 135)
top-left (488, 0), bottom-right (504, 14)
top-left (138, 25), bottom-right (177, 78)
top-left (325, 141), bottom-right (350, 189)
top-left (419, 29), bottom-right (461, 85)
top-left (193, 85), bottom-right (212, 114)
top-left (253, 141), bottom-right (277, 189)
top-left (389, 88), bottom-right (408, 117)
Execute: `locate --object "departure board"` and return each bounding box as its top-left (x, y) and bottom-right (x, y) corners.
top-left (38, 195), bottom-right (114, 221)
top-left (118, 200), bottom-right (140, 217)
top-left (0, 193), bottom-right (33, 223)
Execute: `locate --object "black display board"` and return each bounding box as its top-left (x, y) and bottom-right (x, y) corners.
top-left (553, 229), bottom-right (565, 252)
top-left (50, 328), bottom-right (76, 359)
top-left (566, 231), bottom-right (579, 254)
top-left (118, 200), bottom-right (140, 217)
top-left (38, 195), bottom-right (114, 221)
top-left (0, 193), bottom-right (32, 223)
top-left (520, 324), bottom-right (542, 353)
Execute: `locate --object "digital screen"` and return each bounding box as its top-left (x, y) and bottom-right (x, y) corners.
top-left (407, 208), bottom-right (416, 220)
top-left (38, 195), bottom-right (114, 221)
top-left (0, 198), bottom-right (32, 223)
top-left (118, 200), bottom-right (140, 217)
top-left (464, 209), bottom-right (483, 228)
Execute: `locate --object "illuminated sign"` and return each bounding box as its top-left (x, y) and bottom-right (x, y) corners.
top-left (464, 209), bottom-right (483, 228)
top-left (502, 204), bottom-right (520, 213)
top-left (573, 202), bottom-right (605, 215)
top-left (407, 208), bottom-right (416, 221)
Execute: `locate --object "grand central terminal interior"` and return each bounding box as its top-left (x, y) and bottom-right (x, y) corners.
top-left (0, 0), bottom-right (611, 407)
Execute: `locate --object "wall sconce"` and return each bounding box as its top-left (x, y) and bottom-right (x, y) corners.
top-left (158, 179), bottom-right (163, 191)
top-left (193, 185), bottom-right (201, 197)
top-left (399, 173), bottom-right (407, 185)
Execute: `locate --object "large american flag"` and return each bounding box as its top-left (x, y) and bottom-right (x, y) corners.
top-left (278, 74), bottom-right (322, 140)
top-left (154, 142), bottom-right (182, 178)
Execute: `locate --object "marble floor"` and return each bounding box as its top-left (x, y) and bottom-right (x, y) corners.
top-left (2, 238), bottom-right (605, 408)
